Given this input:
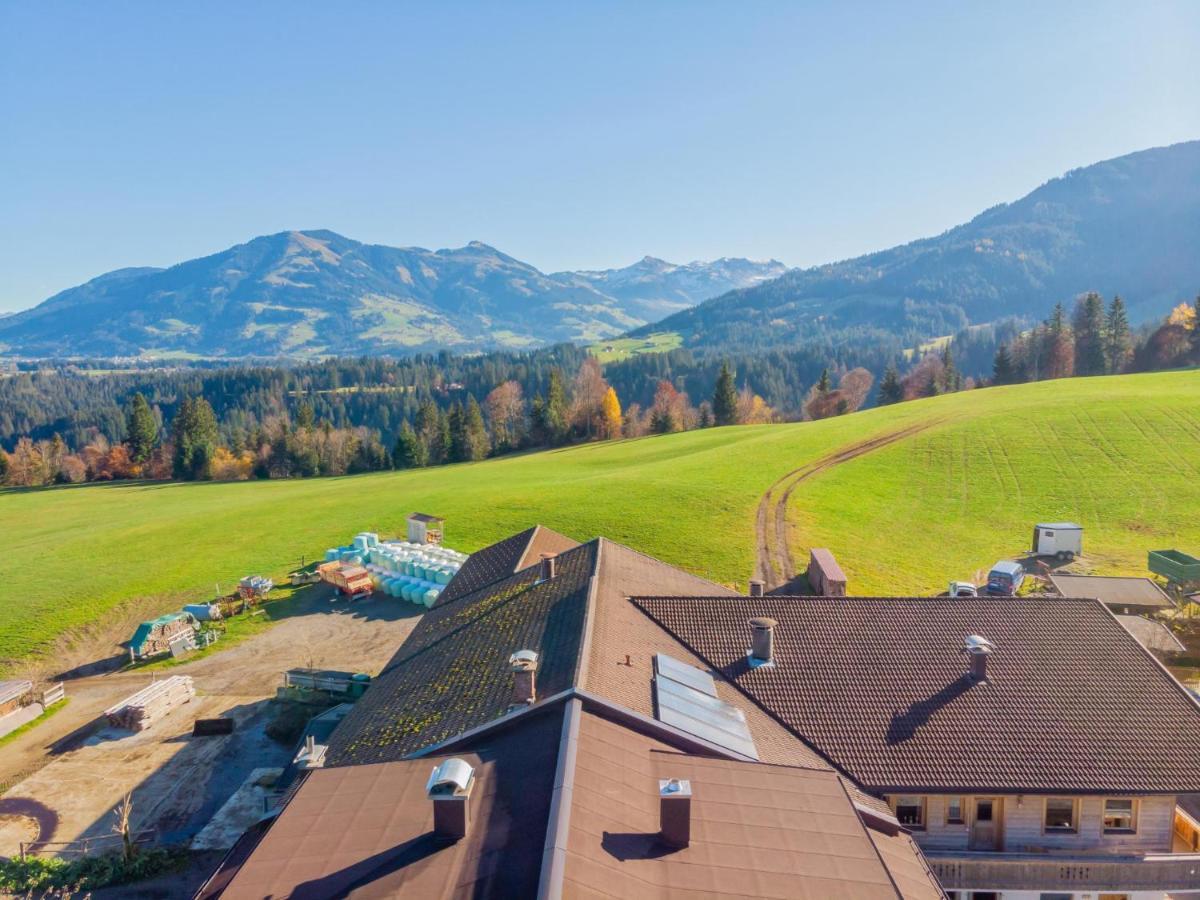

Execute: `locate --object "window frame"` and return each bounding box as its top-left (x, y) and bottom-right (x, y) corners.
top-left (1043, 797), bottom-right (1078, 833)
top-left (892, 795), bottom-right (927, 830)
top-left (1102, 797), bottom-right (1137, 834)
top-left (944, 796), bottom-right (966, 825)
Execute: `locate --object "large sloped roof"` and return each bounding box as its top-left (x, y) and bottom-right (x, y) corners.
top-left (434, 524), bottom-right (580, 606)
top-left (220, 697), bottom-right (942, 900)
top-left (631, 596), bottom-right (1200, 793)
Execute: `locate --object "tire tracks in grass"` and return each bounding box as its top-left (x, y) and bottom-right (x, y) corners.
top-left (754, 420), bottom-right (941, 590)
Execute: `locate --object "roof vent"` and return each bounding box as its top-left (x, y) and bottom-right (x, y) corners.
top-left (426, 757), bottom-right (475, 838)
top-left (748, 617), bottom-right (777, 667)
top-left (962, 634), bottom-right (996, 682)
top-left (539, 553), bottom-right (557, 582)
top-left (748, 580), bottom-right (765, 598)
top-left (509, 649), bottom-right (539, 706)
top-left (659, 778), bottom-right (692, 848)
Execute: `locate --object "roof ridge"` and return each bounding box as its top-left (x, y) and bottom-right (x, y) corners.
top-left (595, 536), bottom-right (735, 594)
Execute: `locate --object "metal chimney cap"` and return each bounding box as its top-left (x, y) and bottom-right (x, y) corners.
top-left (659, 778), bottom-right (692, 798)
top-left (749, 617), bottom-right (777, 630)
top-left (509, 649), bottom-right (539, 670)
top-left (426, 757), bottom-right (475, 796)
top-left (963, 634), bottom-right (996, 655)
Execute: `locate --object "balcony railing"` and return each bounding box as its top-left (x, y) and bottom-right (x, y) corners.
top-left (927, 849), bottom-right (1200, 892)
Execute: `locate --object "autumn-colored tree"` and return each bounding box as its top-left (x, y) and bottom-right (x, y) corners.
top-left (600, 387), bottom-right (622, 439)
top-left (210, 447), bottom-right (255, 480)
top-left (571, 358), bottom-right (608, 439)
top-left (735, 386), bottom-right (775, 424)
top-left (648, 381), bottom-right (693, 434)
top-left (837, 368), bottom-right (874, 412)
top-left (484, 381), bottom-right (527, 452)
top-left (1043, 302), bottom-right (1075, 379)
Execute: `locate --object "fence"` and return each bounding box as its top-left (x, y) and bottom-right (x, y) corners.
top-left (40, 683), bottom-right (65, 707)
top-left (19, 829), bottom-right (155, 860)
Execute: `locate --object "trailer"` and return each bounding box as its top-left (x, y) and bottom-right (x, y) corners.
top-left (1031, 522), bottom-right (1083, 561)
top-left (317, 561), bottom-right (374, 597)
top-left (1149, 549), bottom-right (1200, 586)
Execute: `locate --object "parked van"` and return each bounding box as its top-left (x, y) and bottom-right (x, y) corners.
top-left (986, 561), bottom-right (1025, 596)
top-left (1032, 522), bottom-right (1083, 561)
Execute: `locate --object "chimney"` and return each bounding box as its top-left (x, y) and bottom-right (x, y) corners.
top-left (748, 579), bottom-right (765, 598)
top-left (748, 617), bottom-right (777, 666)
top-left (539, 553), bottom-right (557, 582)
top-left (509, 649), bottom-right (539, 706)
top-left (659, 778), bottom-right (692, 848)
top-left (427, 757), bottom-right (475, 839)
top-left (963, 634), bottom-right (996, 682)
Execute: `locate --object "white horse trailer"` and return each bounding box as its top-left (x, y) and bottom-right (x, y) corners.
top-left (1032, 522), bottom-right (1083, 560)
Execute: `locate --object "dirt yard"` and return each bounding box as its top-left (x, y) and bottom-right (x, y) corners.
top-left (0, 589), bottom-right (422, 858)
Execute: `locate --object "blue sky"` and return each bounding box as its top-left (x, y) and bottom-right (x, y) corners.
top-left (2, 1), bottom-right (1198, 312)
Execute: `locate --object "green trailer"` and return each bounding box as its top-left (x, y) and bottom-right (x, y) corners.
top-left (1148, 549), bottom-right (1200, 584)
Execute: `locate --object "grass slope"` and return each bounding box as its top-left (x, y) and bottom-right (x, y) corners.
top-left (1, 370), bottom-right (1197, 671)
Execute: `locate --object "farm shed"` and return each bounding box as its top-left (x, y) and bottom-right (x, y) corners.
top-left (806, 548), bottom-right (847, 596)
top-left (129, 611), bottom-right (199, 660)
top-left (1047, 573), bottom-right (1174, 615)
top-left (407, 512), bottom-right (444, 545)
top-left (0, 680), bottom-right (33, 717)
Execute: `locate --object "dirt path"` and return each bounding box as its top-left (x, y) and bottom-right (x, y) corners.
top-left (754, 422), bottom-right (939, 591)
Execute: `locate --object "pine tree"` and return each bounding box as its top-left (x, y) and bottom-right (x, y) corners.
top-left (0, 449), bottom-right (8, 484)
top-left (940, 346), bottom-right (961, 392)
top-left (125, 392), bottom-right (158, 464)
top-left (296, 401), bottom-right (316, 431)
top-left (877, 365), bottom-right (903, 405)
top-left (171, 397), bottom-right (218, 480)
top-left (817, 368), bottom-right (831, 393)
top-left (1192, 293), bottom-right (1200, 353)
top-left (447, 403), bottom-right (468, 462)
top-left (1073, 292), bottom-right (1107, 376)
top-left (463, 395), bottom-right (489, 461)
top-left (1105, 295), bottom-right (1133, 374)
top-left (544, 369), bottom-right (569, 445)
top-left (992, 344), bottom-right (1014, 385)
top-left (392, 420), bottom-right (426, 469)
top-left (712, 363), bottom-right (738, 426)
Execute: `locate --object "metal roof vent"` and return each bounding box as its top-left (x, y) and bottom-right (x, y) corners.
top-left (748, 617), bottom-right (777, 668)
top-left (426, 757), bottom-right (475, 838)
top-left (509, 649), bottom-right (539, 706)
top-left (962, 634), bottom-right (996, 682)
top-left (659, 778), bottom-right (693, 848)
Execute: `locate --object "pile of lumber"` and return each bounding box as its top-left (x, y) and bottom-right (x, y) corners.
top-left (104, 676), bottom-right (195, 732)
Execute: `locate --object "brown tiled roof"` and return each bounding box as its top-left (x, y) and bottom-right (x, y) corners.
top-left (220, 696), bottom-right (940, 900)
top-left (219, 704), bottom-right (564, 900)
top-left (436, 524), bottom-right (579, 606)
top-left (632, 596), bottom-right (1200, 793)
top-left (325, 540), bottom-right (598, 765)
top-left (562, 707), bottom-right (943, 900)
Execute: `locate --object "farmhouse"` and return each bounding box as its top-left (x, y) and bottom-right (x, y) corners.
top-left (205, 526), bottom-right (1200, 900)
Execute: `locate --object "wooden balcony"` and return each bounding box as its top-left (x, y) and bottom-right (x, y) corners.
top-left (927, 849), bottom-right (1200, 892)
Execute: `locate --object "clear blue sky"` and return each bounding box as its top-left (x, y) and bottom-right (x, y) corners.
top-left (2, 1), bottom-right (1198, 312)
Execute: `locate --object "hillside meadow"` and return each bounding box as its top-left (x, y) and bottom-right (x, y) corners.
top-left (1, 369), bottom-right (1198, 671)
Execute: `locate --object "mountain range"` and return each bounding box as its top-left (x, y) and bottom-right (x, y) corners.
top-left (0, 235), bottom-right (784, 358)
top-left (2, 140), bottom-right (1198, 361)
top-left (643, 140), bottom-right (1200, 352)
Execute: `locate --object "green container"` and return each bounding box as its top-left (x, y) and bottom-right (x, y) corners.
top-left (1149, 549), bottom-right (1200, 583)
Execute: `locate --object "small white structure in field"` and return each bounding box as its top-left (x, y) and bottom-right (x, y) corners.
top-left (407, 513), bottom-right (444, 545)
top-left (1032, 522), bottom-right (1083, 560)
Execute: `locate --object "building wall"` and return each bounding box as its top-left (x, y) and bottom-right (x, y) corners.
top-left (947, 891), bottom-right (1167, 900)
top-left (890, 793), bottom-right (1177, 854)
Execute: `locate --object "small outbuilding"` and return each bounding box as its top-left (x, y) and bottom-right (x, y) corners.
top-left (1048, 573), bottom-right (1174, 615)
top-left (407, 513), bottom-right (445, 545)
top-left (807, 548), bottom-right (847, 596)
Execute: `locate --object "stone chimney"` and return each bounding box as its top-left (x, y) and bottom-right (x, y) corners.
top-left (659, 778), bottom-right (692, 849)
top-left (509, 649), bottom-right (539, 706)
top-left (749, 617), bottom-right (777, 666)
top-left (963, 634), bottom-right (996, 682)
top-left (748, 580), bottom-right (765, 598)
top-left (427, 757), bottom-right (475, 839)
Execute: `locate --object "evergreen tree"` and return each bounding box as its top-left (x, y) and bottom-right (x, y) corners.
top-left (462, 395), bottom-right (489, 461)
top-left (447, 403), bottom-right (467, 462)
top-left (712, 363), bottom-right (738, 426)
top-left (992, 344), bottom-right (1014, 385)
top-left (545, 368), bottom-right (569, 445)
top-left (817, 368), bottom-right (830, 393)
top-left (1192, 293), bottom-right (1200, 353)
top-left (940, 346), bottom-right (961, 392)
top-left (171, 397), bottom-right (218, 480)
top-left (125, 392), bottom-right (157, 463)
top-left (296, 401), bottom-right (316, 431)
top-left (1072, 292), bottom-right (1107, 376)
top-left (923, 371), bottom-right (940, 398)
top-left (877, 365), bottom-right (903, 405)
top-left (392, 420), bottom-right (427, 469)
top-left (0, 448), bottom-right (7, 485)
top-left (1105, 295), bottom-right (1133, 373)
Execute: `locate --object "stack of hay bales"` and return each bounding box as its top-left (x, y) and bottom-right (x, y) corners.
top-left (104, 676), bottom-right (196, 732)
top-left (323, 532), bottom-right (468, 609)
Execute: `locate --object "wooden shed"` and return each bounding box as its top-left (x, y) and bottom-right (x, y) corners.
top-left (807, 548), bottom-right (847, 597)
top-left (407, 513), bottom-right (444, 545)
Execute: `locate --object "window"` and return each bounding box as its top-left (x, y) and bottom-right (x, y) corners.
top-left (1044, 797), bottom-right (1077, 832)
top-left (945, 796), bottom-right (965, 825)
top-left (1039, 894), bottom-right (1072, 900)
top-left (894, 795), bottom-right (925, 829)
top-left (1103, 798), bottom-right (1136, 833)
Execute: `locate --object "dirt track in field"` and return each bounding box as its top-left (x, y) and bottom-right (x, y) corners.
top-left (754, 422), bottom-right (940, 591)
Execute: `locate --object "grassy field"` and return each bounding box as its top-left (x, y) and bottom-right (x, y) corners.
top-left (589, 331), bottom-right (682, 362)
top-left (1, 369), bottom-right (1198, 671)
